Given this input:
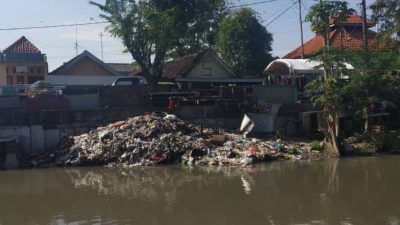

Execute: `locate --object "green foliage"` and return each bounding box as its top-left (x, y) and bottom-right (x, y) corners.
top-left (304, 1), bottom-right (354, 108)
top-left (305, 1), bottom-right (354, 44)
top-left (304, 1), bottom-right (354, 156)
top-left (306, 47), bottom-right (351, 108)
top-left (309, 141), bottom-right (323, 151)
top-left (215, 7), bottom-right (273, 77)
top-left (165, 0), bottom-right (227, 57)
top-left (90, 0), bottom-right (172, 88)
top-left (341, 49), bottom-right (400, 116)
top-left (90, 0), bottom-right (227, 88)
top-left (370, 0), bottom-right (400, 42)
top-left (340, 0), bottom-right (400, 120)
top-left (288, 147), bottom-right (299, 155)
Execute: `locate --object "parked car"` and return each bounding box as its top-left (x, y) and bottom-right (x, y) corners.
top-left (112, 77), bottom-right (146, 86)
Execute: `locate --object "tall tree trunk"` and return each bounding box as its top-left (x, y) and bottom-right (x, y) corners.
top-left (141, 70), bottom-right (158, 92)
top-left (364, 106), bottom-right (369, 133)
top-left (321, 30), bottom-right (341, 157)
top-left (325, 110), bottom-right (341, 157)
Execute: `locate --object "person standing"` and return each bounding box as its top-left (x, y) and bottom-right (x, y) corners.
top-left (168, 97), bottom-right (176, 114)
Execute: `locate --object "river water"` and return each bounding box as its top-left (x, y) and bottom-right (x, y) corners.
top-left (0, 156), bottom-right (399, 225)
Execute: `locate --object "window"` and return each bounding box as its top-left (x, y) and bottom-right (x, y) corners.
top-left (13, 67), bottom-right (16, 73)
top-left (17, 76), bottom-right (24, 84)
top-left (16, 66), bottom-right (28, 73)
top-left (31, 68), bottom-right (34, 74)
top-left (202, 61), bottom-right (212, 76)
top-left (37, 68), bottom-right (41, 74)
top-left (6, 76), bottom-right (13, 85)
top-left (6, 68), bottom-right (9, 74)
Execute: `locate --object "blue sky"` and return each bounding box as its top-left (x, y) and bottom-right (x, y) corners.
top-left (0, 0), bottom-right (375, 71)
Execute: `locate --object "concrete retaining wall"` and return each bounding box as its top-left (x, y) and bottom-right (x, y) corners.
top-left (0, 96), bottom-right (20, 109)
top-left (0, 125), bottom-right (92, 155)
top-left (65, 94), bottom-right (99, 109)
top-left (99, 86), bottom-right (149, 108)
top-left (254, 85), bottom-right (298, 104)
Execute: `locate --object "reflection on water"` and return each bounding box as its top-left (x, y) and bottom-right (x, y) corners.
top-left (0, 156), bottom-right (400, 225)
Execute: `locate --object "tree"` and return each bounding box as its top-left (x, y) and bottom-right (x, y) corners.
top-left (339, 0), bottom-right (400, 134)
top-left (215, 7), bottom-right (273, 77)
top-left (305, 1), bottom-right (354, 157)
top-left (168, 0), bottom-right (227, 57)
top-left (370, 0), bottom-right (400, 70)
top-left (90, 0), bottom-right (227, 89)
top-left (370, 0), bottom-right (400, 42)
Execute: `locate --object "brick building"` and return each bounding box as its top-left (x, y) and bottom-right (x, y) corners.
top-left (0, 36), bottom-right (48, 85)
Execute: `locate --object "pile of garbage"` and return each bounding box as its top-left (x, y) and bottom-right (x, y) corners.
top-left (28, 81), bottom-right (55, 98)
top-left (33, 113), bottom-right (322, 167)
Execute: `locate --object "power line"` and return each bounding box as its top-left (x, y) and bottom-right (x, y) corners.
top-left (0, 1), bottom-right (285, 31)
top-left (0, 21), bottom-right (108, 31)
top-left (228, 0), bottom-right (280, 8)
top-left (266, 1), bottom-right (297, 27)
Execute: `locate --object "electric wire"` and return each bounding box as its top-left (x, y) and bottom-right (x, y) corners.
top-left (266, 1), bottom-right (297, 27)
top-left (0, 21), bottom-right (108, 31)
top-left (228, 0), bottom-right (280, 8)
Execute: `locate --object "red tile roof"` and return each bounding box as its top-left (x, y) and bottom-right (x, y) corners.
top-left (331, 29), bottom-right (379, 50)
top-left (284, 27), bottom-right (380, 59)
top-left (4, 36), bottom-right (42, 54)
top-left (329, 14), bottom-right (376, 27)
top-left (284, 35), bottom-right (323, 59)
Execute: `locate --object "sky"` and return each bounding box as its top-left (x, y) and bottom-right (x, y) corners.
top-left (0, 0), bottom-right (375, 71)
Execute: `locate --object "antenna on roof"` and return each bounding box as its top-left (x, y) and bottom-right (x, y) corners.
top-left (100, 32), bottom-right (104, 61)
top-left (75, 20), bottom-right (79, 56)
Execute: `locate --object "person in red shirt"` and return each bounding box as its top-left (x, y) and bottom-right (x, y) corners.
top-left (168, 97), bottom-right (176, 113)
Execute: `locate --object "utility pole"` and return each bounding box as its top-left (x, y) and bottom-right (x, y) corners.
top-left (100, 32), bottom-right (104, 61)
top-left (361, 0), bottom-right (370, 132)
top-left (75, 20), bottom-right (78, 56)
top-left (298, 0), bottom-right (305, 59)
top-left (361, 0), bottom-right (368, 51)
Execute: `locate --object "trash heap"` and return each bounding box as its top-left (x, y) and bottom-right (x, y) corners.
top-left (33, 113), bottom-right (321, 167)
top-left (28, 81), bottom-right (55, 98)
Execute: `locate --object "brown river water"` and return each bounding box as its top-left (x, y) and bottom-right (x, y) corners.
top-left (0, 156), bottom-right (399, 225)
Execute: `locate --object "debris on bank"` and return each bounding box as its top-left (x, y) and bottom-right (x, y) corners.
top-left (346, 130), bottom-right (400, 155)
top-left (32, 113), bottom-right (322, 167)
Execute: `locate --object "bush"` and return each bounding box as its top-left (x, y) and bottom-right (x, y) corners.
top-left (288, 147), bottom-right (299, 154)
top-left (309, 141), bottom-right (323, 151)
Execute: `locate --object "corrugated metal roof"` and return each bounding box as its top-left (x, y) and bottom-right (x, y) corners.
top-left (264, 59), bottom-right (353, 75)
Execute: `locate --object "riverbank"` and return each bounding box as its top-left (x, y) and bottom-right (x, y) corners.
top-left (346, 129), bottom-right (400, 156)
top-left (31, 113), bottom-right (324, 168)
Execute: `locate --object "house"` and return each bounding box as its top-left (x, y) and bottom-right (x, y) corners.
top-left (49, 50), bottom-right (127, 86)
top-left (0, 36), bottom-right (48, 85)
top-left (284, 14), bottom-right (379, 59)
top-left (264, 58), bottom-right (354, 91)
top-left (159, 49), bottom-right (264, 90)
top-left (50, 50), bottom-right (122, 76)
top-left (107, 63), bottom-right (139, 76)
